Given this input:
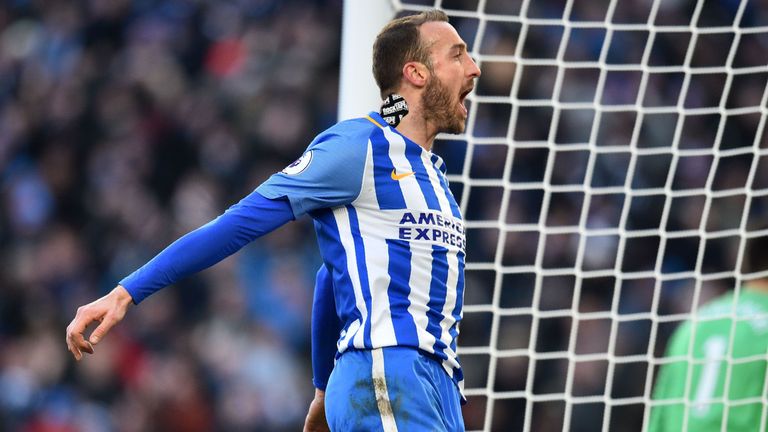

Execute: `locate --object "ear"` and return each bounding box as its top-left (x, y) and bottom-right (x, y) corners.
top-left (402, 61), bottom-right (429, 88)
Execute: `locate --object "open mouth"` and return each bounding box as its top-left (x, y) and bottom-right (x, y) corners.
top-left (459, 86), bottom-right (473, 115)
top-left (459, 87), bottom-right (472, 103)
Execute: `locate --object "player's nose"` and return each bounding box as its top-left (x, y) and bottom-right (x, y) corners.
top-left (466, 56), bottom-right (481, 78)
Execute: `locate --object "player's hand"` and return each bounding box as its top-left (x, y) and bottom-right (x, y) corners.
top-left (303, 388), bottom-right (330, 432)
top-left (65, 285), bottom-right (133, 361)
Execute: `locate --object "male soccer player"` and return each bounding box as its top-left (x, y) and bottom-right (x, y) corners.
top-left (648, 232), bottom-right (768, 431)
top-left (66, 9), bottom-right (480, 432)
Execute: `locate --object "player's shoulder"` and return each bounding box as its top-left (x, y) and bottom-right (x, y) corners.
top-left (740, 288), bottom-right (768, 309)
top-left (312, 113), bottom-right (384, 148)
top-left (700, 292), bottom-right (732, 310)
top-left (297, 114), bottom-right (384, 170)
top-left (697, 290), bottom-right (768, 316)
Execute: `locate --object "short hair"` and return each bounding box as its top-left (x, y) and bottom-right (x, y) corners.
top-left (372, 10), bottom-right (449, 98)
top-left (744, 230), bottom-right (768, 274)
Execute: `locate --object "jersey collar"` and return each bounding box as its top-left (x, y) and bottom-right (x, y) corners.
top-left (366, 111), bottom-right (447, 174)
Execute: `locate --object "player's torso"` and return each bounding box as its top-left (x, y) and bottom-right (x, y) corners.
top-left (690, 291), bottom-right (768, 357)
top-left (317, 118), bottom-right (466, 370)
top-left (352, 121), bottom-right (465, 260)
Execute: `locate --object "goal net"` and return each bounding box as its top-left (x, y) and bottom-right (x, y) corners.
top-left (340, 0), bottom-right (768, 431)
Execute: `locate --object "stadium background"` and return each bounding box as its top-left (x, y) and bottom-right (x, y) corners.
top-left (0, 0), bottom-right (766, 430)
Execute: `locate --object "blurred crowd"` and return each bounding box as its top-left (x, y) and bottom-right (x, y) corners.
top-left (0, 0), bottom-right (767, 431)
top-left (0, 0), bottom-right (339, 430)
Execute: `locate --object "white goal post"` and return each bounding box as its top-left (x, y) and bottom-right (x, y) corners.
top-left (338, 0), bottom-right (395, 120)
top-left (339, 1), bottom-right (768, 431)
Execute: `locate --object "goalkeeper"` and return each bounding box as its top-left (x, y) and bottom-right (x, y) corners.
top-left (66, 9), bottom-right (480, 432)
top-left (649, 232), bottom-right (768, 431)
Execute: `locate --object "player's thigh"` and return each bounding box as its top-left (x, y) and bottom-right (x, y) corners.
top-left (324, 349), bottom-right (383, 431)
top-left (381, 347), bottom-right (464, 432)
top-left (324, 347), bottom-right (464, 432)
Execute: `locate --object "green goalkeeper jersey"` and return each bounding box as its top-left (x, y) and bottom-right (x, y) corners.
top-left (649, 288), bottom-right (768, 432)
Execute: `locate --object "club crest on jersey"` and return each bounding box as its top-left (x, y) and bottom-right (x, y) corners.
top-left (282, 150), bottom-right (313, 175)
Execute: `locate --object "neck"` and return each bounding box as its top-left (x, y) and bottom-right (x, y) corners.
top-left (394, 118), bottom-right (436, 152)
top-left (389, 92), bottom-right (437, 152)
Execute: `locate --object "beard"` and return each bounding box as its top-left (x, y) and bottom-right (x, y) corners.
top-left (422, 76), bottom-right (465, 134)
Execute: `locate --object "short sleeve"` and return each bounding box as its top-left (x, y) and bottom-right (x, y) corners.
top-left (256, 131), bottom-right (368, 218)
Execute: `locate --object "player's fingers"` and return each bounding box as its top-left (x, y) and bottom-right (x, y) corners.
top-left (66, 337), bottom-right (82, 361)
top-left (89, 316), bottom-right (116, 345)
top-left (66, 306), bottom-right (99, 360)
top-left (67, 338), bottom-right (93, 360)
top-left (67, 326), bottom-right (94, 354)
top-left (66, 328), bottom-right (86, 360)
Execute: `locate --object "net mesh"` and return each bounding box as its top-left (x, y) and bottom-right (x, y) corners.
top-left (387, 0), bottom-right (768, 430)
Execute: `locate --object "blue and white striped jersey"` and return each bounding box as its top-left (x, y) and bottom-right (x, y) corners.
top-left (257, 112), bottom-right (467, 396)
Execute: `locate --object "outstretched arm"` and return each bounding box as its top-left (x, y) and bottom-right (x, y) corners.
top-left (65, 191), bottom-right (295, 360)
top-left (67, 131), bottom-right (365, 359)
top-left (304, 264), bottom-right (341, 432)
top-left (119, 192), bottom-right (295, 303)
